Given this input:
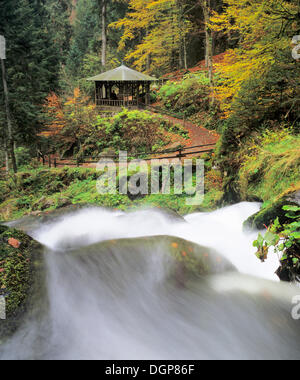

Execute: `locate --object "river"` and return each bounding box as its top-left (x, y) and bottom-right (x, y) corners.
top-left (1, 203), bottom-right (299, 360)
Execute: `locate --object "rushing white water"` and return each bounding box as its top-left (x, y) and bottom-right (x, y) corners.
top-left (34, 202), bottom-right (278, 281)
top-left (1, 203), bottom-right (300, 360)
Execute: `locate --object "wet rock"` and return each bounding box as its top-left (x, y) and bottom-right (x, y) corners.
top-left (70, 236), bottom-right (236, 289)
top-left (118, 207), bottom-right (186, 223)
top-left (244, 189), bottom-right (300, 230)
top-left (0, 225), bottom-right (47, 340)
top-left (6, 204), bottom-right (95, 234)
top-left (152, 207), bottom-right (186, 222)
top-left (57, 198), bottom-right (72, 209)
top-left (32, 196), bottom-right (55, 212)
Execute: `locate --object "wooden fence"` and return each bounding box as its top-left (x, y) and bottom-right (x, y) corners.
top-left (36, 142), bottom-right (216, 169)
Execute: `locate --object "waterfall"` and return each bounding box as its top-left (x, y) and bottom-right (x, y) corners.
top-left (1, 203), bottom-right (299, 360)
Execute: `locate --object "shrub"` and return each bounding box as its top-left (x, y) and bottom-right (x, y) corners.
top-left (15, 147), bottom-right (32, 167)
top-left (158, 73), bottom-right (211, 118)
top-left (95, 109), bottom-right (170, 155)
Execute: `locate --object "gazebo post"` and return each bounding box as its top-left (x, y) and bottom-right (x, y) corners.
top-left (146, 83), bottom-right (150, 106)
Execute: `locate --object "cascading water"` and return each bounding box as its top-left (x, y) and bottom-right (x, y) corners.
top-left (1, 202), bottom-right (300, 360)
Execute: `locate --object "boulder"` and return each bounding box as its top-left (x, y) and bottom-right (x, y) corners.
top-left (57, 198), bottom-right (72, 209)
top-left (71, 235), bottom-right (236, 289)
top-left (244, 189), bottom-right (300, 230)
top-left (6, 204), bottom-right (95, 234)
top-left (32, 196), bottom-right (56, 212)
top-left (0, 225), bottom-right (47, 340)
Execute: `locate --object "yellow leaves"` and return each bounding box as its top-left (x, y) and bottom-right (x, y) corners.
top-left (110, 0), bottom-right (190, 72)
top-left (210, 1), bottom-right (295, 116)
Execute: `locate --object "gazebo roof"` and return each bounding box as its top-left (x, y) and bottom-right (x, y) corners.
top-left (87, 64), bottom-right (157, 82)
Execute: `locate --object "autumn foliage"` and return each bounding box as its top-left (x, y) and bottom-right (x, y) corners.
top-left (41, 88), bottom-right (97, 143)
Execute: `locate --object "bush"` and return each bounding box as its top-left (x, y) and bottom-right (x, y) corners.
top-left (94, 109), bottom-right (170, 155)
top-left (15, 147), bottom-right (32, 167)
top-left (158, 73), bottom-right (211, 118)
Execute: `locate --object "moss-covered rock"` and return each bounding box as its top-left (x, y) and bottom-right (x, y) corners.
top-left (0, 225), bottom-right (46, 340)
top-left (244, 190), bottom-right (300, 230)
top-left (71, 236), bottom-right (236, 288)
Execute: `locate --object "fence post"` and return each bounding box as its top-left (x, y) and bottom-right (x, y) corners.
top-left (178, 148), bottom-right (183, 160)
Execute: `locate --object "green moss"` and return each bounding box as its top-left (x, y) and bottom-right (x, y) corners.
top-left (0, 165), bottom-right (223, 220)
top-left (0, 226), bottom-right (45, 339)
top-left (238, 131), bottom-right (300, 204)
top-left (244, 188), bottom-right (300, 230)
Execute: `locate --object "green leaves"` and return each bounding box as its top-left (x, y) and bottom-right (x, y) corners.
top-left (283, 205), bottom-right (300, 219)
top-left (264, 230), bottom-right (280, 246)
top-left (253, 203), bottom-right (300, 277)
top-left (282, 205), bottom-right (300, 212)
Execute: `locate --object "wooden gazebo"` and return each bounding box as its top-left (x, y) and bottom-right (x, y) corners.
top-left (87, 64), bottom-right (157, 109)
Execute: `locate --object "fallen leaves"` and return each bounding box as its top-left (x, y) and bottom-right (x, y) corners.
top-left (8, 238), bottom-right (21, 249)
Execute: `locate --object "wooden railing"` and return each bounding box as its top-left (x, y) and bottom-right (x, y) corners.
top-left (35, 142), bottom-right (217, 169)
top-left (96, 99), bottom-right (139, 107)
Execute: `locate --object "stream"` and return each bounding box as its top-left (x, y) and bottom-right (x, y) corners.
top-left (1, 202), bottom-right (300, 360)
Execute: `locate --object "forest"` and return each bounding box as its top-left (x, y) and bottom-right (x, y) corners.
top-left (0, 0), bottom-right (300, 361)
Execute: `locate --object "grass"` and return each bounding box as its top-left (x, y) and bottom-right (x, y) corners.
top-left (238, 130), bottom-right (300, 205)
top-left (0, 164), bottom-right (224, 221)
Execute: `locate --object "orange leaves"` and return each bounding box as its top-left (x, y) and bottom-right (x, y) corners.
top-left (41, 88), bottom-right (96, 142)
top-left (8, 238), bottom-right (21, 249)
top-left (40, 92), bottom-right (66, 138)
top-left (74, 87), bottom-right (80, 99)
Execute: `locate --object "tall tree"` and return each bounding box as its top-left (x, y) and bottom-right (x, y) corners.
top-left (66, 0), bottom-right (128, 87)
top-left (1, 57), bottom-right (17, 172)
top-left (111, 0), bottom-right (193, 74)
top-left (199, 0), bottom-right (214, 104)
top-left (45, 0), bottom-right (73, 63)
top-left (0, 0), bottom-right (60, 147)
top-left (101, 0), bottom-right (107, 67)
top-left (210, 0), bottom-right (300, 115)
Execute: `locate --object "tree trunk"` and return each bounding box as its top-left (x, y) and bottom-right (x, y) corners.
top-left (183, 35), bottom-right (188, 70)
top-left (1, 59), bottom-right (17, 173)
top-left (146, 29), bottom-right (151, 72)
top-left (177, 0), bottom-right (185, 70)
top-left (146, 54), bottom-right (151, 72)
top-left (200, 0), bottom-right (214, 107)
top-left (101, 0), bottom-right (107, 68)
top-left (4, 141), bottom-right (9, 174)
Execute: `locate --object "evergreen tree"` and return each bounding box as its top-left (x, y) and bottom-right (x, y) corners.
top-left (65, 0), bottom-right (128, 87)
top-left (45, 0), bottom-right (73, 63)
top-left (0, 0), bottom-right (60, 147)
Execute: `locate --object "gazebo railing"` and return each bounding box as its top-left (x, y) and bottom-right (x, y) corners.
top-left (96, 99), bottom-right (139, 107)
